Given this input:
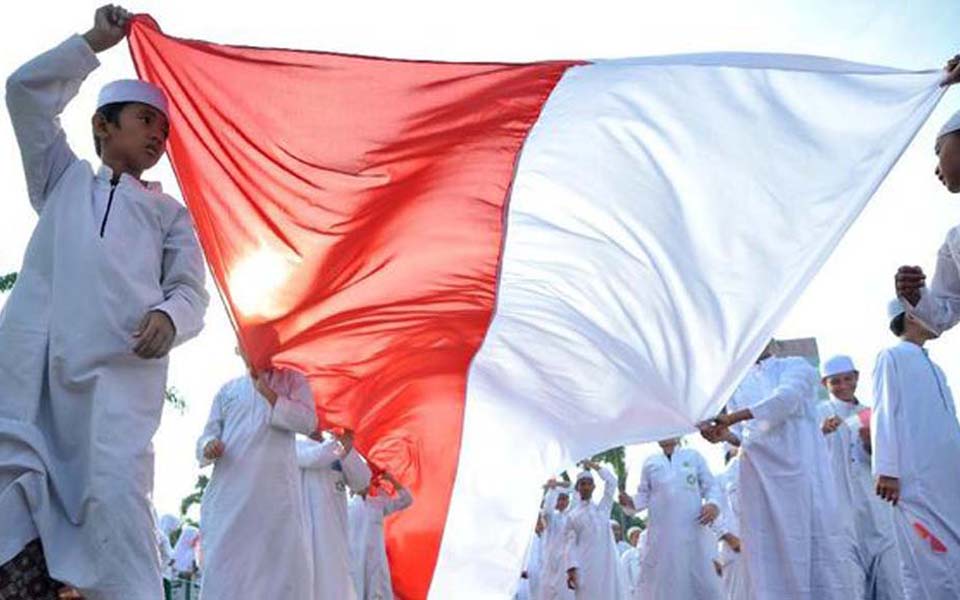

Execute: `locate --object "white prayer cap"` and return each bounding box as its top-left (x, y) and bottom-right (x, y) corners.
top-left (936, 109), bottom-right (960, 153)
top-left (556, 486), bottom-right (572, 497)
top-left (887, 298), bottom-right (906, 321)
top-left (609, 519), bottom-right (620, 527)
top-left (627, 526), bottom-right (642, 538)
top-left (97, 79), bottom-right (169, 117)
top-left (158, 513), bottom-right (181, 536)
top-left (821, 355), bottom-right (856, 378)
top-left (575, 470), bottom-right (594, 483)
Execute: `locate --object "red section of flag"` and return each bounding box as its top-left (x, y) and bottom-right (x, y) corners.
top-left (913, 521), bottom-right (948, 554)
top-left (127, 16), bottom-right (572, 598)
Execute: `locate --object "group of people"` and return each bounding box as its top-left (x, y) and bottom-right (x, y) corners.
top-left (516, 293), bottom-right (960, 599)
top-left (193, 367), bottom-right (413, 600)
top-left (0, 4), bottom-right (960, 600)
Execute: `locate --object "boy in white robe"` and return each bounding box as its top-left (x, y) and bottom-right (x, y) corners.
top-left (894, 57), bottom-right (960, 332)
top-left (699, 340), bottom-right (856, 598)
top-left (620, 437), bottom-right (722, 600)
top-left (0, 6), bottom-right (208, 598)
top-left (619, 526), bottom-right (644, 600)
top-left (563, 461), bottom-right (625, 600)
top-left (820, 355), bottom-right (903, 599)
top-left (197, 368), bottom-right (317, 600)
top-left (538, 480), bottom-right (575, 600)
top-left (713, 446), bottom-right (749, 600)
top-left (817, 355), bottom-right (869, 597)
top-left (299, 430), bottom-right (372, 600)
top-left (515, 517), bottom-right (545, 600)
top-left (348, 471), bottom-right (414, 600)
top-left (872, 300), bottom-right (960, 598)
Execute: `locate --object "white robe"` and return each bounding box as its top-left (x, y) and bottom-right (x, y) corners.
top-left (728, 356), bottom-right (855, 599)
top-left (619, 531), bottom-right (646, 600)
top-left (153, 511), bottom-right (177, 580)
top-left (537, 489), bottom-right (574, 600)
top-left (631, 447), bottom-right (722, 600)
top-left (515, 532), bottom-right (543, 600)
top-left (714, 460), bottom-right (750, 600)
top-left (171, 525), bottom-right (199, 575)
top-left (348, 488), bottom-right (414, 600)
top-left (912, 225), bottom-right (960, 336)
top-left (817, 398), bottom-right (869, 597)
top-left (844, 416), bottom-right (903, 600)
top-left (299, 437), bottom-right (372, 600)
top-left (563, 466), bottom-right (625, 600)
top-left (872, 341), bottom-right (960, 599)
top-left (0, 35), bottom-right (208, 599)
top-left (197, 370), bottom-right (317, 600)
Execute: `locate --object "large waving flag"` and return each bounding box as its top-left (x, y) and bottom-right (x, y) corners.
top-left (127, 15), bottom-right (942, 599)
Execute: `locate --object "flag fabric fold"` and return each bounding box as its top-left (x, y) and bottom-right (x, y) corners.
top-left (128, 15), bottom-right (942, 599)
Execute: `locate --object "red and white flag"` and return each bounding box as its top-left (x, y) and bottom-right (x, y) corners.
top-left (127, 16), bottom-right (942, 599)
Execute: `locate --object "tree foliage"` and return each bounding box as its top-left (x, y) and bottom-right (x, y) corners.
top-left (0, 272), bottom-right (16, 293)
top-left (164, 386), bottom-right (187, 414)
top-left (179, 474), bottom-right (209, 525)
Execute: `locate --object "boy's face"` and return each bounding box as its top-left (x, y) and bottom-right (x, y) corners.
top-left (628, 529), bottom-right (641, 546)
top-left (576, 477), bottom-right (595, 500)
top-left (556, 493), bottom-right (570, 512)
top-left (95, 102), bottom-right (169, 173)
top-left (823, 370), bottom-right (858, 402)
top-left (937, 133), bottom-right (960, 193)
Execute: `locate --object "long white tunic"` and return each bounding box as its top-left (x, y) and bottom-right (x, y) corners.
top-left (872, 341), bottom-right (960, 599)
top-left (0, 35), bottom-right (208, 599)
top-left (197, 370), bottom-right (317, 600)
top-left (844, 415), bottom-right (903, 600)
top-left (817, 397), bottom-right (869, 597)
top-left (619, 531), bottom-right (646, 600)
top-left (563, 466), bottom-right (625, 600)
top-left (348, 488), bottom-right (414, 600)
top-left (299, 437), bottom-right (372, 600)
top-left (515, 532), bottom-right (543, 600)
top-left (728, 356), bottom-right (855, 599)
top-left (537, 489), bottom-right (574, 600)
top-left (631, 447), bottom-right (722, 600)
top-left (714, 460), bottom-right (750, 600)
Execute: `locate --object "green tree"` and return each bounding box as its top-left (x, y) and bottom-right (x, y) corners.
top-left (179, 474), bottom-right (208, 526)
top-left (164, 386), bottom-right (187, 414)
top-left (0, 272), bottom-right (16, 293)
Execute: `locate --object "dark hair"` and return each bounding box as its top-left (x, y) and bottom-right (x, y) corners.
top-left (890, 313), bottom-right (906, 337)
top-left (92, 102), bottom-right (132, 157)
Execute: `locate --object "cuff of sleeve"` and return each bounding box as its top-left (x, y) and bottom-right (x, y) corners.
top-left (152, 296), bottom-right (198, 345)
top-left (66, 34), bottom-right (101, 74)
top-left (873, 461), bottom-right (899, 479)
top-left (197, 436), bottom-right (216, 468)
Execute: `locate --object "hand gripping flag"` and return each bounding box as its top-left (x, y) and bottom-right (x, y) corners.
top-left (127, 15), bottom-right (943, 598)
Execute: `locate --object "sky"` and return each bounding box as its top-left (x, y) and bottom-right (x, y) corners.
top-left (2, 0), bottom-right (960, 515)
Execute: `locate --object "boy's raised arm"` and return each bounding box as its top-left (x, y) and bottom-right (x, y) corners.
top-left (5, 6), bottom-right (131, 213)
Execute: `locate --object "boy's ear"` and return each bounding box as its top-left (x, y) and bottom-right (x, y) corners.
top-left (92, 112), bottom-right (111, 143)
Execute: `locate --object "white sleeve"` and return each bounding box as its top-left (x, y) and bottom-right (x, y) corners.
top-left (631, 463), bottom-right (653, 514)
top-left (696, 452), bottom-right (722, 508)
top-left (597, 465), bottom-right (618, 515)
top-left (749, 358), bottom-right (816, 425)
top-left (268, 370), bottom-right (318, 435)
top-left (564, 516), bottom-right (580, 571)
top-left (912, 231), bottom-right (960, 335)
top-left (382, 488), bottom-right (414, 516)
top-left (197, 387), bottom-right (227, 467)
top-left (342, 449), bottom-right (373, 491)
top-left (152, 206), bottom-right (209, 346)
top-left (297, 439), bottom-right (343, 470)
top-left (6, 35), bottom-right (97, 214)
top-left (871, 351), bottom-right (901, 479)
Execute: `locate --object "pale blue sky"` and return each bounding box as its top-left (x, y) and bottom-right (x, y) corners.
top-left (2, 0), bottom-right (959, 513)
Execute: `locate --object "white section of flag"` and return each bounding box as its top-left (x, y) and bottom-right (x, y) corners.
top-left (430, 55), bottom-right (941, 599)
